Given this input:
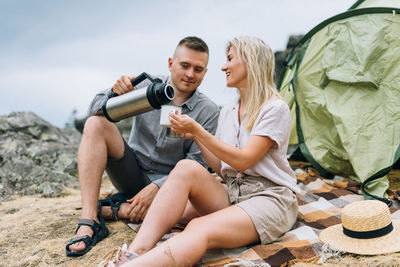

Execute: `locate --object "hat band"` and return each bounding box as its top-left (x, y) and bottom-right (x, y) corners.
top-left (343, 222), bottom-right (393, 239)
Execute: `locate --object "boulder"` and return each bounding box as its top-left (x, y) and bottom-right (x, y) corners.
top-left (0, 111), bottom-right (81, 200)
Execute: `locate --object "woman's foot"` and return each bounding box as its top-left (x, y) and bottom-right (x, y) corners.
top-left (98, 244), bottom-right (138, 266)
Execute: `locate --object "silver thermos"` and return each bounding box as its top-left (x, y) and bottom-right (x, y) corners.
top-left (97, 72), bottom-right (175, 122)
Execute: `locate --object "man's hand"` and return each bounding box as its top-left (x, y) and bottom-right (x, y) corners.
top-left (126, 183), bottom-right (159, 222)
top-left (112, 75), bottom-right (136, 95)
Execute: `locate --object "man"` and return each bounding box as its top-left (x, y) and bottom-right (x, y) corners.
top-left (66, 36), bottom-right (219, 256)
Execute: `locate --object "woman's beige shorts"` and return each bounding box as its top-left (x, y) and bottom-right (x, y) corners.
top-left (224, 171), bottom-right (298, 244)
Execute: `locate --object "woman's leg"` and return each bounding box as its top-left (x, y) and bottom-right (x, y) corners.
top-left (122, 205), bottom-right (259, 267)
top-left (178, 200), bottom-right (200, 225)
top-left (128, 159), bottom-right (230, 254)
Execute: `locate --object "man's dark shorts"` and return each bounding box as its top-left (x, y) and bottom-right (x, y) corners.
top-left (105, 139), bottom-right (151, 198)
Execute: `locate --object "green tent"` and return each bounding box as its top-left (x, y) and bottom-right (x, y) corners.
top-left (278, 0), bottom-right (400, 204)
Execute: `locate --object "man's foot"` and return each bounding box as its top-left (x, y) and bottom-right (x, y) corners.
top-left (68, 222), bottom-right (95, 252)
top-left (98, 193), bottom-right (130, 221)
top-left (101, 202), bottom-right (132, 221)
top-left (66, 218), bottom-right (109, 256)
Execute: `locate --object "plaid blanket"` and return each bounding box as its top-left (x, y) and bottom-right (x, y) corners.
top-left (128, 162), bottom-right (400, 267)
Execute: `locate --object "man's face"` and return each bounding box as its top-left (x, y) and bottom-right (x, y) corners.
top-left (168, 46), bottom-right (208, 96)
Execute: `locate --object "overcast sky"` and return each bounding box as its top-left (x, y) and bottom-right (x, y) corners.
top-left (0, 0), bottom-right (353, 127)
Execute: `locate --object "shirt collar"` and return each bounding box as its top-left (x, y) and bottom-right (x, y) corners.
top-left (181, 89), bottom-right (200, 111)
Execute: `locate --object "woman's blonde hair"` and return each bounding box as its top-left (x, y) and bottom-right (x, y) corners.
top-left (226, 36), bottom-right (280, 130)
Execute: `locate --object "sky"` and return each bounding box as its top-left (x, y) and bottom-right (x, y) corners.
top-left (0, 0), bottom-right (354, 128)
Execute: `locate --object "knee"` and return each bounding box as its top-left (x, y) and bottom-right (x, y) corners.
top-left (184, 217), bottom-right (212, 243)
top-left (185, 217), bottom-right (210, 236)
top-left (175, 159), bottom-right (204, 174)
top-left (186, 217), bottom-right (205, 230)
top-left (83, 116), bottom-right (110, 136)
top-left (170, 159), bottom-right (205, 180)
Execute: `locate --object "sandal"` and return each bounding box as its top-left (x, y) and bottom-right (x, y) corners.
top-left (98, 243), bottom-right (138, 267)
top-left (66, 215), bottom-right (109, 257)
top-left (99, 192), bottom-right (128, 221)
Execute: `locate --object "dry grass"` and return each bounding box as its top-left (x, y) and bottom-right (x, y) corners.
top-left (0, 178), bottom-right (134, 267)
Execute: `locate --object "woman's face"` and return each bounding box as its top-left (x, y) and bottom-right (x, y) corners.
top-left (221, 47), bottom-right (248, 89)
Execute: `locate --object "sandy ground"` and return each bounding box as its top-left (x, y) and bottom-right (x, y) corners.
top-left (0, 177), bottom-right (135, 267)
top-left (1, 175), bottom-right (400, 267)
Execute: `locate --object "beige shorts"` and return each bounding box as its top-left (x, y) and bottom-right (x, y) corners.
top-left (223, 170), bottom-right (298, 244)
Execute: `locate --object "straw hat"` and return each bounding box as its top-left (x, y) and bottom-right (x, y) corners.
top-left (319, 200), bottom-right (400, 255)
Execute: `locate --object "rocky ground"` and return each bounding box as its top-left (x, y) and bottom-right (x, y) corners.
top-left (0, 112), bottom-right (80, 201)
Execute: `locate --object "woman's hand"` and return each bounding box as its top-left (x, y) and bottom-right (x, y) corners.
top-left (169, 111), bottom-right (200, 138)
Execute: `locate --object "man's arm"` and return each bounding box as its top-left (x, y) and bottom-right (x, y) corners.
top-left (87, 88), bottom-right (115, 116)
top-left (88, 75), bottom-right (147, 116)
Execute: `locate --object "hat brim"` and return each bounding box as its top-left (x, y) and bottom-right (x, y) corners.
top-left (319, 220), bottom-right (400, 255)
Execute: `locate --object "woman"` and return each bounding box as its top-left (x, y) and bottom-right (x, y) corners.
top-left (114, 36), bottom-right (299, 266)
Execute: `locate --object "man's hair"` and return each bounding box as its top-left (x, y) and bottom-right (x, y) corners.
top-left (177, 36), bottom-right (209, 55)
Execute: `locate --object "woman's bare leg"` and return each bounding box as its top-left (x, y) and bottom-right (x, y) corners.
top-left (122, 205), bottom-right (259, 267)
top-left (178, 201), bottom-right (200, 225)
top-left (127, 159), bottom-right (230, 254)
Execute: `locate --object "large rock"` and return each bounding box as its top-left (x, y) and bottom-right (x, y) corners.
top-left (0, 111), bottom-right (81, 200)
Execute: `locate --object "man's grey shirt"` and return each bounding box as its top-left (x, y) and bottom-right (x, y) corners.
top-left (88, 75), bottom-right (219, 187)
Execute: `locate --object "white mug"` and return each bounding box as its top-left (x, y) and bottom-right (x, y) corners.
top-left (160, 105), bottom-right (184, 138)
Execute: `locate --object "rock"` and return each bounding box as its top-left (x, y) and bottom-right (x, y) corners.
top-left (0, 111), bottom-right (81, 200)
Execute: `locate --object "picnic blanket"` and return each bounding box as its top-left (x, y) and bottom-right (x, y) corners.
top-left (127, 162), bottom-right (400, 267)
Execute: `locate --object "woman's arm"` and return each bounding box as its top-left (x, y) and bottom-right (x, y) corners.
top-left (193, 137), bottom-right (222, 177)
top-left (170, 113), bottom-right (274, 172)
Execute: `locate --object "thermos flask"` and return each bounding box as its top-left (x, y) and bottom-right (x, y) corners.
top-left (97, 72), bottom-right (175, 122)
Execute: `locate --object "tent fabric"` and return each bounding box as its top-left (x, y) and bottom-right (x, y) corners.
top-left (279, 1), bottom-right (400, 200)
top-left (355, 0), bottom-right (400, 9)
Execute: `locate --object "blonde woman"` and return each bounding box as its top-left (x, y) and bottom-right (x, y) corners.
top-left (117, 36), bottom-right (300, 266)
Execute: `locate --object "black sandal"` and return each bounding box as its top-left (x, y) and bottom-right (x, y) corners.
top-left (98, 192), bottom-right (128, 221)
top-left (66, 215), bottom-right (109, 257)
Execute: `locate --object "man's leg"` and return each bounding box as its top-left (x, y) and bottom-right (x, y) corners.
top-left (69, 116), bottom-right (125, 252)
top-left (100, 138), bottom-right (152, 221)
